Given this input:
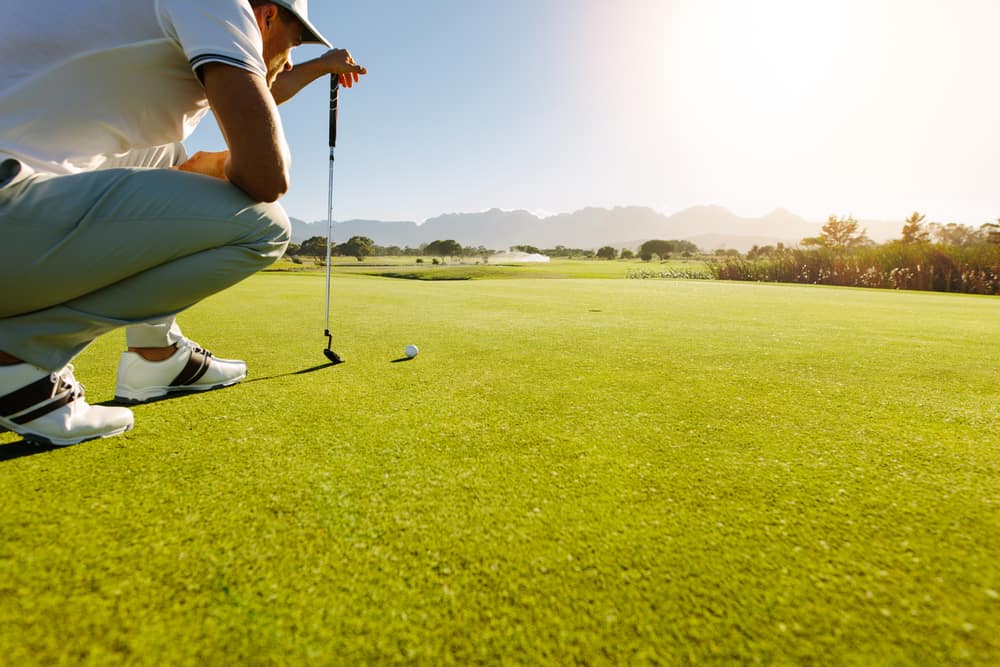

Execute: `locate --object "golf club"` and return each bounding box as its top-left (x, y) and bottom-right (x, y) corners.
top-left (323, 76), bottom-right (344, 364)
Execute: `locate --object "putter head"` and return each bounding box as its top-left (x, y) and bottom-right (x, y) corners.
top-left (323, 330), bottom-right (343, 364)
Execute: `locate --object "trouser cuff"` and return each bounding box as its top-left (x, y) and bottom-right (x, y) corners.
top-left (125, 318), bottom-right (184, 348)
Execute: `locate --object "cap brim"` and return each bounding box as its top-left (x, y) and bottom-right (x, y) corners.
top-left (298, 16), bottom-right (331, 48)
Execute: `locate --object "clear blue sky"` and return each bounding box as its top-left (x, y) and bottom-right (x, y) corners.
top-left (189, 0), bottom-right (1000, 226)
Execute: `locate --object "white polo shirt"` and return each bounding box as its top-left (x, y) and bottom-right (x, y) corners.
top-left (0, 0), bottom-right (267, 178)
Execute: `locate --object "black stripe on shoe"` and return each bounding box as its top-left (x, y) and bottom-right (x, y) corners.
top-left (170, 349), bottom-right (214, 387)
top-left (11, 389), bottom-right (79, 425)
top-left (0, 375), bottom-right (73, 420)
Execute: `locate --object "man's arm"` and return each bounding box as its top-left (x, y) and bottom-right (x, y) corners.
top-left (271, 49), bottom-right (367, 105)
top-left (197, 63), bottom-right (290, 202)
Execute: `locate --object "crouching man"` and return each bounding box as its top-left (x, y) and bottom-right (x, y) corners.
top-left (0, 0), bottom-right (366, 445)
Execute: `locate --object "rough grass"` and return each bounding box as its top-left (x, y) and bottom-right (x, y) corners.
top-left (2, 274), bottom-right (999, 664)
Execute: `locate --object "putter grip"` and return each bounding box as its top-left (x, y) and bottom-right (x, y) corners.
top-left (329, 78), bottom-right (339, 149)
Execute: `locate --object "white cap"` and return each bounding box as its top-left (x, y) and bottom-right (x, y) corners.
top-left (270, 0), bottom-right (331, 48)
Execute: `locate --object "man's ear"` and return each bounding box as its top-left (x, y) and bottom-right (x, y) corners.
top-left (252, 5), bottom-right (279, 35)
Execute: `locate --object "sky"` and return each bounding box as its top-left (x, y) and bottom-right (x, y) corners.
top-left (188, 0), bottom-right (1000, 226)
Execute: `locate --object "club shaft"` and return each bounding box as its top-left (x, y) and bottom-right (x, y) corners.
top-left (324, 78), bottom-right (339, 334)
top-left (324, 147), bottom-right (335, 331)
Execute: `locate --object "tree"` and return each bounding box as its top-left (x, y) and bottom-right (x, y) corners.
top-left (541, 246), bottom-right (595, 258)
top-left (596, 246), bottom-right (618, 260)
top-left (928, 222), bottom-right (979, 246)
top-left (426, 239), bottom-right (463, 257)
top-left (747, 244), bottom-right (776, 260)
top-left (802, 215), bottom-right (870, 249)
top-left (984, 221), bottom-right (1000, 245)
top-left (639, 240), bottom-right (674, 261)
top-left (298, 235), bottom-right (328, 257)
top-left (336, 236), bottom-right (374, 261)
top-left (673, 240), bottom-right (699, 255)
top-left (900, 212), bottom-right (929, 244)
top-left (460, 244), bottom-right (491, 258)
top-left (511, 244), bottom-right (542, 255)
top-left (474, 246), bottom-right (494, 263)
top-left (620, 249), bottom-right (635, 259)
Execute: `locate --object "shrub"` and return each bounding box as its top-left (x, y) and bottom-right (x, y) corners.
top-left (711, 242), bottom-right (1000, 295)
top-left (626, 267), bottom-right (714, 280)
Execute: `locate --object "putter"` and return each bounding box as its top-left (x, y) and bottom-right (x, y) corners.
top-left (323, 76), bottom-right (344, 364)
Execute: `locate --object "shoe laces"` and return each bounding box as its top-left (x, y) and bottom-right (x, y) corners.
top-left (50, 364), bottom-right (84, 400)
top-left (178, 337), bottom-right (213, 359)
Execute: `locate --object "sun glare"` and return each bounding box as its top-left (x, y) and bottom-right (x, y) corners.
top-left (556, 0), bottom-right (1000, 222)
top-left (664, 1), bottom-right (857, 145)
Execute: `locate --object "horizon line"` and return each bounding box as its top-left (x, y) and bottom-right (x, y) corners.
top-left (288, 204), bottom-right (990, 227)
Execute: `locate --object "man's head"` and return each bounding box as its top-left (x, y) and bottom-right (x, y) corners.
top-left (249, 0), bottom-right (330, 86)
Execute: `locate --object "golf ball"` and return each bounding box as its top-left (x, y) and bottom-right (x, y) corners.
top-left (405, 344), bottom-right (419, 358)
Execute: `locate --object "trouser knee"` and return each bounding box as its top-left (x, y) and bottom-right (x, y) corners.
top-left (241, 201), bottom-right (291, 265)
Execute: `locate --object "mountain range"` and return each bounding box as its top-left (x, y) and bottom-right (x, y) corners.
top-left (290, 205), bottom-right (906, 253)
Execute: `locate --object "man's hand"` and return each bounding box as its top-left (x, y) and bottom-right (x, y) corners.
top-left (271, 48), bottom-right (367, 105)
top-left (175, 150), bottom-right (230, 180)
top-left (316, 48), bottom-right (367, 89)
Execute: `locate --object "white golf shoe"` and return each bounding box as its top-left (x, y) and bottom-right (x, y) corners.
top-left (0, 363), bottom-right (134, 446)
top-left (114, 338), bottom-right (247, 404)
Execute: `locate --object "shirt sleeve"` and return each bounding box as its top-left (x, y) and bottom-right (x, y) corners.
top-left (156, 0), bottom-right (267, 80)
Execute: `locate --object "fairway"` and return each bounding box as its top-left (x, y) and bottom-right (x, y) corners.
top-left (270, 256), bottom-right (711, 280)
top-left (2, 272), bottom-right (999, 664)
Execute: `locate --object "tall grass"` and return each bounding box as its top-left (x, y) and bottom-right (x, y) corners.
top-left (711, 242), bottom-right (1000, 294)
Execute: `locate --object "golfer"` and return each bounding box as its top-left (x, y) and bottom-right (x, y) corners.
top-left (0, 0), bottom-right (366, 445)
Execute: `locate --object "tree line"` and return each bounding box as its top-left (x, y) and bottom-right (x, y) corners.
top-left (513, 240), bottom-right (698, 260)
top-left (713, 213), bottom-right (1000, 295)
top-left (286, 238), bottom-right (701, 262)
top-left (287, 237), bottom-right (495, 262)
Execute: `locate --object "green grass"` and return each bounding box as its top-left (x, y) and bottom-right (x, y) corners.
top-left (271, 257), bottom-right (710, 280)
top-left (2, 274), bottom-right (999, 664)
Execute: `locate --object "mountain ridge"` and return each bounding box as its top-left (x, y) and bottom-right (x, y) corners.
top-left (290, 206), bottom-right (906, 252)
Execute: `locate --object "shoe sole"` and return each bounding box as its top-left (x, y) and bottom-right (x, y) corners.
top-left (113, 374), bottom-right (247, 405)
top-left (1, 421), bottom-right (133, 447)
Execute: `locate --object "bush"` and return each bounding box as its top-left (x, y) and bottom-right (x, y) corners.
top-left (626, 267), bottom-right (714, 280)
top-left (710, 242), bottom-right (1000, 295)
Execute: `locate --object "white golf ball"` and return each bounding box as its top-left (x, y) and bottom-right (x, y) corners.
top-left (405, 344), bottom-right (419, 358)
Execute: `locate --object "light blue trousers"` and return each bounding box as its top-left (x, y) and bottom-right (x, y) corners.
top-left (0, 145), bottom-right (290, 370)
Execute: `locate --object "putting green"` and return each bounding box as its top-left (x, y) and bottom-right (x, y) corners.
top-left (2, 272), bottom-right (998, 664)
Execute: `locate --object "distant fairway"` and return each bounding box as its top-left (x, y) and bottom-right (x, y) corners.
top-left (2, 268), bottom-right (999, 664)
top-left (271, 256), bottom-right (711, 280)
